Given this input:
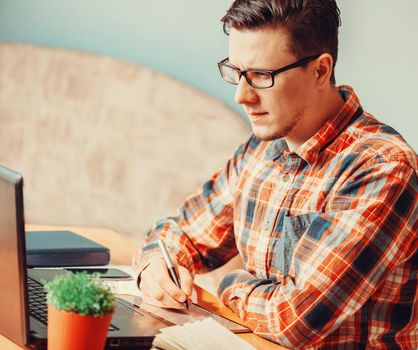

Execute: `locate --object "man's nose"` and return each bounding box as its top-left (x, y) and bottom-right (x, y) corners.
top-left (234, 76), bottom-right (259, 105)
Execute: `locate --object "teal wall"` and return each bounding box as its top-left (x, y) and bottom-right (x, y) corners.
top-left (0, 0), bottom-right (237, 112)
top-left (1, 0), bottom-right (417, 150)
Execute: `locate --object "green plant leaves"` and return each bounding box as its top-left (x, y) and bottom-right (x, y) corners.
top-left (44, 272), bottom-right (115, 316)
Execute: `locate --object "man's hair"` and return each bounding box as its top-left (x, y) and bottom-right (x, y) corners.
top-left (221, 0), bottom-right (341, 84)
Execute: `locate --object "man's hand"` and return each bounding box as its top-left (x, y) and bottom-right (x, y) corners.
top-left (139, 256), bottom-right (193, 309)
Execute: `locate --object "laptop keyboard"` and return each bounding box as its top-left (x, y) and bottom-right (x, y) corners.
top-left (27, 277), bottom-right (118, 331)
top-left (27, 277), bottom-right (48, 324)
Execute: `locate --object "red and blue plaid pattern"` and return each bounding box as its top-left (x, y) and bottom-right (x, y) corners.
top-left (134, 86), bottom-right (417, 349)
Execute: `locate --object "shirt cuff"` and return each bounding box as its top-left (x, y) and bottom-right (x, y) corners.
top-left (218, 269), bottom-right (274, 319)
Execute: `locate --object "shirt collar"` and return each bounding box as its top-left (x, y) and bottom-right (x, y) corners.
top-left (265, 85), bottom-right (363, 166)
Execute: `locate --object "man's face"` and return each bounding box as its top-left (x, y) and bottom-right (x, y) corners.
top-left (228, 26), bottom-right (318, 141)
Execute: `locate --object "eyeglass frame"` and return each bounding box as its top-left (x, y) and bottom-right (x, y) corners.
top-left (217, 54), bottom-right (321, 89)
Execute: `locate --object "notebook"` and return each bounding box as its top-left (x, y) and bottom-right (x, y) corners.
top-left (26, 230), bottom-right (110, 267)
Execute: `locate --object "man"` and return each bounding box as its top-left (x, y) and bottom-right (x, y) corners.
top-left (134, 0), bottom-right (417, 348)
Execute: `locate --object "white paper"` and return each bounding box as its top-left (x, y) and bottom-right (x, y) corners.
top-left (101, 265), bottom-right (142, 296)
top-left (152, 317), bottom-right (256, 350)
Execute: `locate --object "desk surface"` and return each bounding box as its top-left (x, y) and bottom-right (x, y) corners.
top-left (0, 225), bottom-right (285, 350)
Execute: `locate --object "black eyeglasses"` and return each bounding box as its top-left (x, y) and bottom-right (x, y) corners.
top-left (217, 54), bottom-right (321, 89)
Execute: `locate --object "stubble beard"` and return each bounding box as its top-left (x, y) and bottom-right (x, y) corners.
top-left (253, 108), bottom-right (305, 142)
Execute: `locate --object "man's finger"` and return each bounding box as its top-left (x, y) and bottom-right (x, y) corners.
top-left (159, 275), bottom-right (187, 303)
top-left (177, 266), bottom-right (193, 296)
top-left (141, 275), bottom-right (185, 309)
top-left (142, 294), bottom-right (184, 310)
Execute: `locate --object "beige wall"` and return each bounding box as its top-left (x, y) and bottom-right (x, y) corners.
top-left (0, 43), bottom-right (250, 245)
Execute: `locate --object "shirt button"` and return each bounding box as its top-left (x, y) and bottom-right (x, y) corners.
top-left (282, 173), bottom-right (290, 182)
top-left (264, 221), bottom-right (270, 231)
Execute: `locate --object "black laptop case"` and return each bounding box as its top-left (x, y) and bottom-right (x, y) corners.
top-left (26, 230), bottom-right (110, 267)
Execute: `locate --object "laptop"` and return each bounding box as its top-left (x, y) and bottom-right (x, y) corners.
top-left (0, 164), bottom-right (249, 349)
top-left (0, 164), bottom-right (171, 349)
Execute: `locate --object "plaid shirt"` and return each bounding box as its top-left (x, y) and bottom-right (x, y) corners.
top-left (134, 86), bottom-right (417, 349)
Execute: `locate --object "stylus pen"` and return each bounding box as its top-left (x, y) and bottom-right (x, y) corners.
top-left (158, 238), bottom-right (189, 310)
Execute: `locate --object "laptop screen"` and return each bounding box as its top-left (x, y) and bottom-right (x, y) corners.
top-left (0, 165), bottom-right (29, 346)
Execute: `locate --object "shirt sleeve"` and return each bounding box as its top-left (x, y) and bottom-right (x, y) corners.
top-left (133, 135), bottom-right (258, 276)
top-left (218, 158), bottom-right (418, 348)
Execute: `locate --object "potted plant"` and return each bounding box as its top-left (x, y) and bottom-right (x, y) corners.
top-left (44, 271), bottom-right (115, 350)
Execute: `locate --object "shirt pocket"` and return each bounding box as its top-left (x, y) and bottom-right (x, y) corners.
top-left (269, 212), bottom-right (319, 278)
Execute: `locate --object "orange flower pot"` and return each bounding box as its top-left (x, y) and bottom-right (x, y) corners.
top-left (47, 304), bottom-right (113, 350)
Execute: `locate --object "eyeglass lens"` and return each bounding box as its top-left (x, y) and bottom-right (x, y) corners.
top-left (220, 65), bottom-right (240, 84)
top-left (220, 65), bottom-right (273, 88)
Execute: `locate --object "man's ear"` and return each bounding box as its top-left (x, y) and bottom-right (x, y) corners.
top-left (314, 53), bottom-right (334, 88)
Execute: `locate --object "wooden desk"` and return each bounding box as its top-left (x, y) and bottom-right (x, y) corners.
top-left (0, 225), bottom-right (285, 350)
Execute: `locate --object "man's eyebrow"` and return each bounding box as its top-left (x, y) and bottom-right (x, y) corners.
top-left (226, 59), bottom-right (239, 69)
top-left (228, 60), bottom-right (258, 71)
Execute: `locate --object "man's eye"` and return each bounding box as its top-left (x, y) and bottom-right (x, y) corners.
top-left (250, 71), bottom-right (271, 80)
